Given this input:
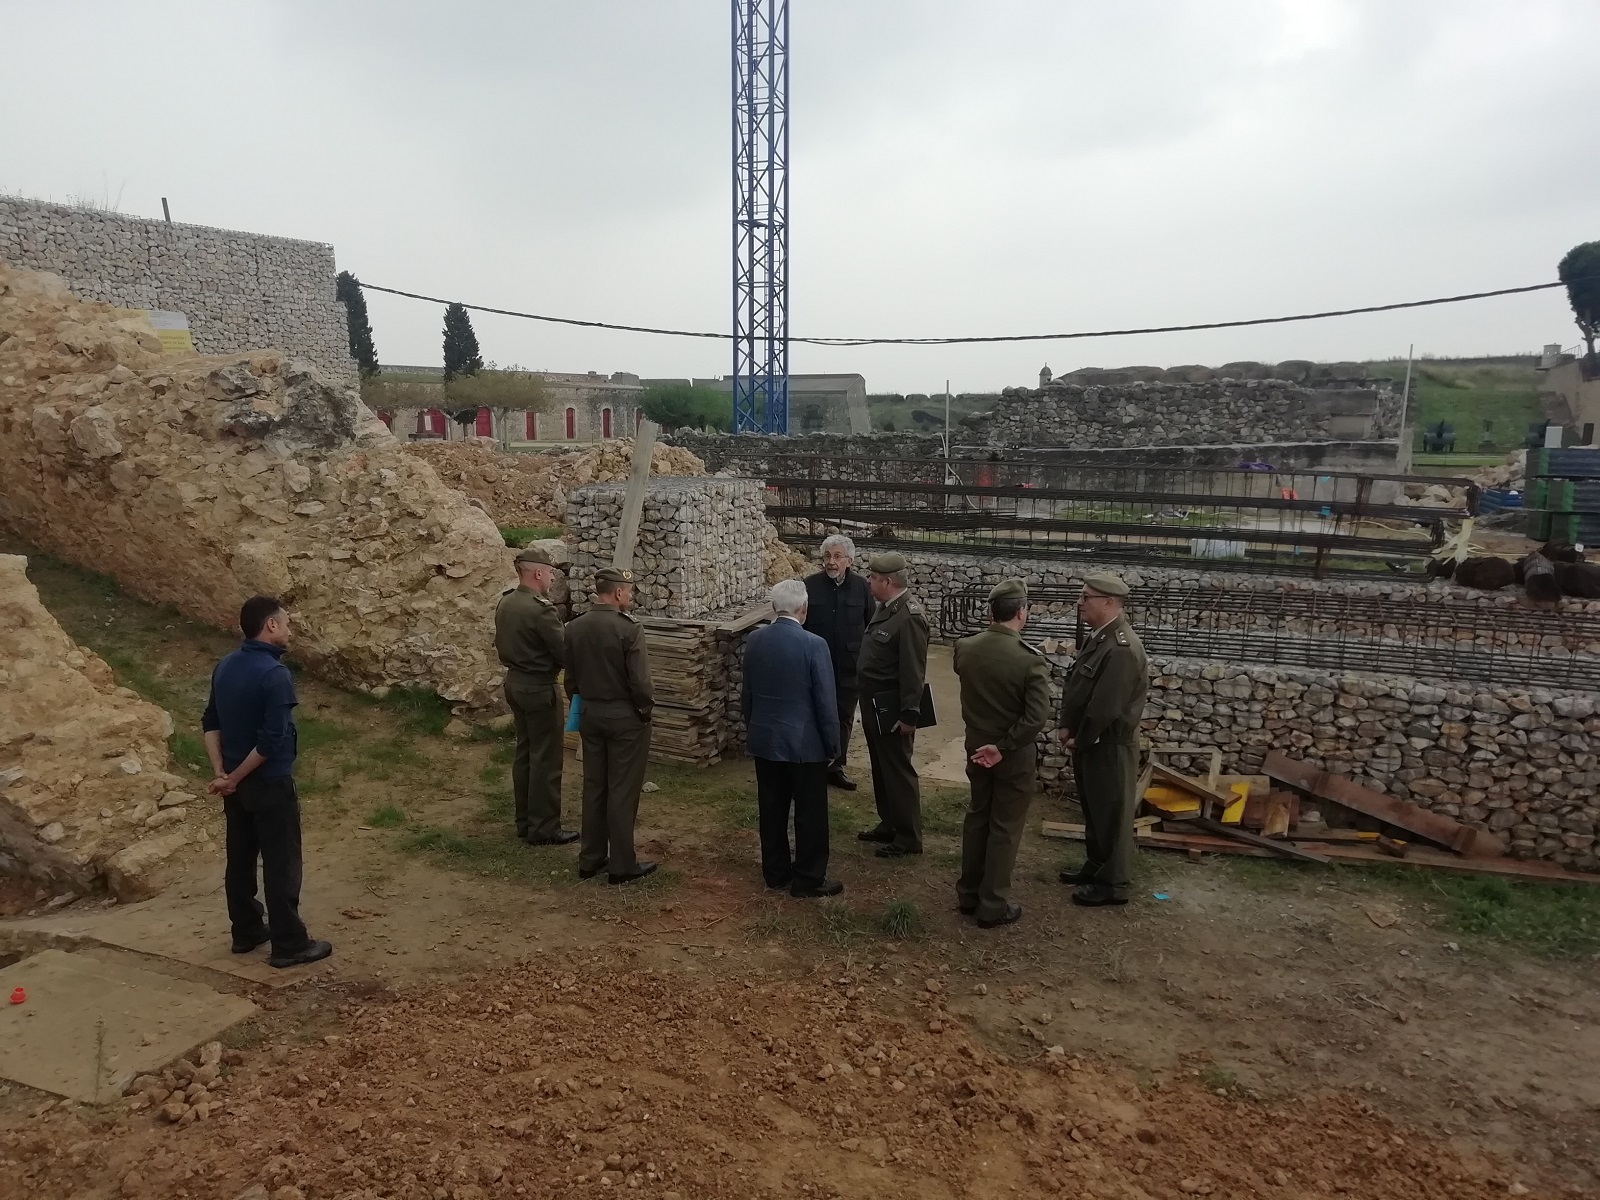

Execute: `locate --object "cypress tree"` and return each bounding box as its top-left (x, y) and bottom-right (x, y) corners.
top-left (442, 303), bottom-right (485, 383)
top-left (334, 271), bottom-right (381, 380)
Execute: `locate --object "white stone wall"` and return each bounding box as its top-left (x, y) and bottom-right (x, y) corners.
top-left (0, 198), bottom-right (355, 385)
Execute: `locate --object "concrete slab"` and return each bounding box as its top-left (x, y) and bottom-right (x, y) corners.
top-left (1, 874), bottom-right (332, 989)
top-left (0, 948), bottom-right (256, 1102)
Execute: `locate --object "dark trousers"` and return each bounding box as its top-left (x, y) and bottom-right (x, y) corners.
top-left (957, 741), bottom-right (1037, 922)
top-left (506, 676), bottom-right (563, 840)
top-left (1073, 739), bottom-right (1139, 899)
top-left (223, 775), bottom-right (309, 955)
top-left (578, 700), bottom-right (650, 876)
top-left (861, 714), bottom-right (923, 853)
top-left (831, 685), bottom-right (858, 770)
top-left (754, 759), bottom-right (830, 891)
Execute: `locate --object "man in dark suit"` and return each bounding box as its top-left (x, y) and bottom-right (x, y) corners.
top-left (802, 534), bottom-right (874, 791)
top-left (743, 578), bottom-right (844, 898)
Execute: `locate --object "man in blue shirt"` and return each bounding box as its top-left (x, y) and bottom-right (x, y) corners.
top-left (202, 595), bottom-right (332, 969)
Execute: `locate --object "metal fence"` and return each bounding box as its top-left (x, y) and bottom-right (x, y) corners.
top-left (940, 583), bottom-right (1600, 693)
top-left (766, 471), bottom-right (1472, 578)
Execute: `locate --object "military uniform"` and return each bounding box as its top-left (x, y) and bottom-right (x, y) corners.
top-left (856, 552), bottom-right (931, 855)
top-left (495, 547), bottom-right (568, 843)
top-left (564, 567), bottom-right (655, 881)
top-left (1059, 574), bottom-right (1149, 903)
top-left (954, 580), bottom-right (1053, 925)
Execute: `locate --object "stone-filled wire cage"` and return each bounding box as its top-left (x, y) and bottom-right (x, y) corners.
top-left (566, 477), bottom-right (768, 618)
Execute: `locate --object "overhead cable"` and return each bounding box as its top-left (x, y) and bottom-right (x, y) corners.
top-left (359, 279), bottom-right (1572, 348)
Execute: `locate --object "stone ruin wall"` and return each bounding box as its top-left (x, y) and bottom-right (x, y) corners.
top-left (0, 261), bottom-right (515, 711)
top-left (1, 197), bottom-right (356, 386)
top-left (1035, 659), bottom-right (1599, 873)
top-left (566, 477), bottom-right (770, 618)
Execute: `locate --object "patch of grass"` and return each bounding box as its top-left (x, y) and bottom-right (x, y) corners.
top-left (878, 898), bottom-right (922, 939)
top-left (1365, 357), bottom-right (1542, 453)
top-left (499, 525), bottom-right (563, 547)
top-left (98, 646), bottom-right (183, 708)
top-left (398, 823), bottom-right (552, 885)
top-left (356, 686), bottom-right (452, 737)
top-left (219, 1022), bottom-right (268, 1051)
top-left (1199, 1063), bottom-right (1237, 1092)
top-left (368, 805), bottom-right (407, 828)
top-left (1379, 869), bottom-right (1600, 959)
top-left (817, 899), bottom-right (877, 947)
top-left (168, 731), bottom-right (211, 776)
top-left (490, 742), bottom-right (517, 766)
top-left (478, 764), bottom-right (506, 786)
top-left (921, 787), bottom-right (969, 837)
top-left (297, 715), bottom-right (354, 750)
top-left (480, 787), bottom-right (514, 824)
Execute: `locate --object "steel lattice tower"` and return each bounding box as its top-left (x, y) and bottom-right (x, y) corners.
top-left (731, 0), bottom-right (789, 434)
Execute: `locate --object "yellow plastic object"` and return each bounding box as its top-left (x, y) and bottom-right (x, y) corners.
top-left (1142, 783), bottom-right (1201, 815)
top-left (1221, 782), bottom-right (1250, 825)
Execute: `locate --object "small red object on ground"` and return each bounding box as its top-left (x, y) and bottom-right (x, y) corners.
top-left (8, 987), bottom-right (23, 1005)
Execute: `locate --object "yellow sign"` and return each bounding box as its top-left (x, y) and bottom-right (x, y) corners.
top-left (112, 308), bottom-right (196, 355)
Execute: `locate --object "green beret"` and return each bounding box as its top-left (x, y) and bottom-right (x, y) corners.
top-left (514, 545), bottom-right (553, 566)
top-left (595, 565), bottom-right (635, 584)
top-left (988, 578), bottom-right (1028, 603)
top-left (867, 551), bottom-right (908, 574)
top-left (1081, 572), bottom-right (1129, 598)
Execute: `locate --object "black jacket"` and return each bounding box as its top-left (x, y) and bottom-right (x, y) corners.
top-left (802, 569), bottom-right (874, 689)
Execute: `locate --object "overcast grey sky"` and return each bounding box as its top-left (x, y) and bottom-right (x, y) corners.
top-left (3, 0), bottom-right (1596, 392)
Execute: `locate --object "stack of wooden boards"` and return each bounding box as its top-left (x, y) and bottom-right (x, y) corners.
top-left (1044, 747), bottom-right (1599, 884)
top-left (564, 603), bottom-right (768, 767)
top-left (1524, 446), bottom-right (1600, 544)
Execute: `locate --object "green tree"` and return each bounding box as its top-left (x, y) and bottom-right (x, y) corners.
top-left (442, 302), bottom-right (484, 383)
top-left (638, 383), bottom-right (732, 432)
top-left (335, 271), bottom-right (381, 380)
top-left (1558, 241), bottom-right (1600, 367)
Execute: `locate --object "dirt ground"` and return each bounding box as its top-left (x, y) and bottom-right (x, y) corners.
top-left (2, 544), bottom-right (1599, 1200)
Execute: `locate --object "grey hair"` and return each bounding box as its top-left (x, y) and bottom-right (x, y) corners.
top-left (821, 534), bottom-right (856, 558)
top-left (770, 578), bottom-right (809, 615)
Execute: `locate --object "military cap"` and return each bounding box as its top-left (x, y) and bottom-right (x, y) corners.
top-left (513, 545), bottom-right (554, 566)
top-left (595, 565), bottom-right (635, 584)
top-left (866, 551), bottom-right (908, 574)
top-left (988, 578), bottom-right (1028, 603)
top-left (1081, 572), bottom-right (1130, 598)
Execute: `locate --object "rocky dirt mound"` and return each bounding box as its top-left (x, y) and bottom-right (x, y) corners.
top-left (0, 262), bottom-right (513, 707)
top-left (0, 555), bottom-right (195, 900)
top-left (0, 955), bottom-right (1548, 1199)
top-left (404, 438), bottom-right (709, 528)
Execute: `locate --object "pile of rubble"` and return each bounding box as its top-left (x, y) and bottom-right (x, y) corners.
top-left (403, 437), bottom-right (708, 528)
top-left (1473, 450), bottom-right (1527, 491)
top-left (0, 555), bottom-right (197, 899)
top-left (0, 261), bottom-right (515, 708)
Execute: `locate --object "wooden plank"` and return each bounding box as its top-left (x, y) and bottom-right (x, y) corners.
top-left (1262, 751), bottom-right (1500, 858)
top-left (1166, 814), bottom-right (1332, 863)
top-left (611, 418), bottom-right (660, 573)
top-left (1149, 762), bottom-right (1235, 808)
top-left (1262, 794), bottom-right (1294, 839)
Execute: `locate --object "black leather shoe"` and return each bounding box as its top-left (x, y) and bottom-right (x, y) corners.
top-left (578, 867), bottom-right (603, 880)
top-left (1058, 868), bottom-right (1092, 886)
top-left (607, 862), bottom-right (659, 886)
top-left (528, 831), bottom-right (581, 846)
top-left (976, 904), bottom-right (1023, 929)
top-left (856, 827), bottom-right (894, 843)
top-left (828, 771), bottom-right (858, 791)
top-left (791, 879), bottom-right (844, 899)
top-left (269, 939), bottom-right (333, 969)
top-left (874, 844), bottom-right (920, 859)
top-left (1071, 888), bottom-right (1128, 908)
top-left (230, 931), bottom-right (270, 954)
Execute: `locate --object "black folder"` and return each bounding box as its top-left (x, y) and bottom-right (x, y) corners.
top-left (869, 685), bottom-right (937, 735)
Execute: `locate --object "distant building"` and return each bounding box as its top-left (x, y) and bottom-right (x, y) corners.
top-left (1538, 345), bottom-right (1600, 441)
top-left (370, 367), bottom-right (644, 444)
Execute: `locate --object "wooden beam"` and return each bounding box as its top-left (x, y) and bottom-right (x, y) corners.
top-left (611, 418), bottom-right (660, 573)
top-left (1164, 814), bottom-right (1332, 864)
top-left (1261, 751), bottom-right (1500, 858)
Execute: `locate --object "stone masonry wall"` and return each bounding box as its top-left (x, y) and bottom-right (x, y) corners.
top-left (567, 477), bottom-right (768, 617)
top-left (0, 198), bottom-right (355, 386)
top-left (1033, 657), bottom-right (1599, 872)
top-left (0, 261), bottom-right (513, 708)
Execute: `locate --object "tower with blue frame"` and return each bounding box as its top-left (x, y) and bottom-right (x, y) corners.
top-left (731, 0), bottom-right (789, 433)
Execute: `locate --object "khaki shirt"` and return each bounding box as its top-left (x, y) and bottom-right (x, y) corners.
top-left (953, 625), bottom-right (1053, 753)
top-left (856, 590), bottom-right (931, 724)
top-left (564, 604), bottom-right (654, 720)
top-left (1059, 614), bottom-right (1148, 747)
top-left (494, 585), bottom-right (565, 680)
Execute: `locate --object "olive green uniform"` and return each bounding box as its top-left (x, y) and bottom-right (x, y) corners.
top-left (954, 626), bottom-right (1053, 922)
top-left (495, 584), bottom-right (567, 841)
top-left (1059, 615), bottom-right (1149, 900)
top-left (564, 605), bottom-right (654, 876)
top-left (856, 591), bottom-right (931, 853)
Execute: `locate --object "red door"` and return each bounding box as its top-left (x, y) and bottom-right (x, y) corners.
top-left (377, 410), bottom-right (393, 429)
top-left (524, 411), bottom-right (538, 440)
top-left (475, 408), bottom-right (493, 437)
top-left (565, 407), bottom-right (576, 439)
top-left (601, 407), bottom-right (613, 439)
top-left (426, 408), bottom-right (446, 436)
